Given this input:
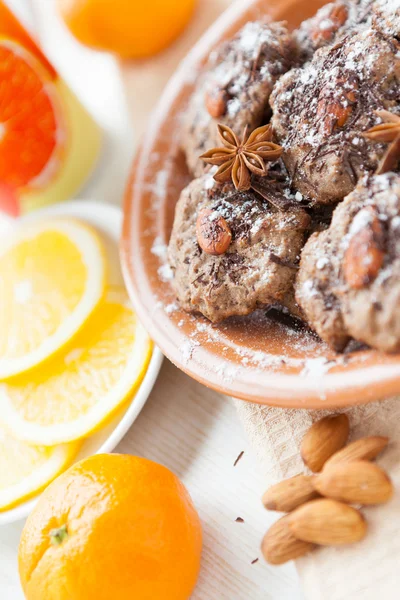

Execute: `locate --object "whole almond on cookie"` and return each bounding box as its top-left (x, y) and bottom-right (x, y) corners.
top-left (317, 77), bottom-right (357, 136)
top-left (311, 2), bottom-right (348, 44)
top-left (343, 208), bottom-right (385, 289)
top-left (261, 515), bottom-right (315, 565)
top-left (204, 90), bottom-right (227, 118)
top-left (289, 498), bottom-right (367, 546)
top-left (196, 208), bottom-right (232, 255)
top-left (324, 436), bottom-right (389, 469)
top-left (262, 475), bottom-right (320, 513)
top-left (301, 414), bottom-right (349, 472)
top-left (314, 460), bottom-right (393, 505)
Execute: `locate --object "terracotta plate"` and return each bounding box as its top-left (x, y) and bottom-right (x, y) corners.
top-left (121, 0), bottom-right (400, 409)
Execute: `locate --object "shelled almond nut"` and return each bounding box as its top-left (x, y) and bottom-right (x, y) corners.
top-left (205, 90), bottom-right (227, 118)
top-left (324, 436), bottom-right (389, 469)
top-left (196, 208), bottom-right (232, 255)
top-left (301, 414), bottom-right (349, 472)
top-left (288, 498), bottom-right (367, 546)
top-left (343, 209), bottom-right (385, 289)
top-left (313, 460), bottom-right (393, 505)
top-left (311, 3), bottom-right (348, 43)
top-left (317, 77), bottom-right (357, 136)
top-left (261, 514), bottom-right (315, 565)
top-left (262, 475), bottom-right (320, 513)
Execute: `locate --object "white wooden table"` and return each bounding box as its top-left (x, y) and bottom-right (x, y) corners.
top-left (0, 1), bottom-right (302, 598)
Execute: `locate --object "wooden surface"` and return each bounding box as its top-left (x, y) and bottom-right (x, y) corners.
top-left (0, 1), bottom-right (302, 598)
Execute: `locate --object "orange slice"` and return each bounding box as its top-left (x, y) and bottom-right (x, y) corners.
top-left (0, 287), bottom-right (153, 445)
top-left (0, 40), bottom-right (64, 208)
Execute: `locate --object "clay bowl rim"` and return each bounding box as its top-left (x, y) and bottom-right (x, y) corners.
top-left (121, 0), bottom-right (400, 409)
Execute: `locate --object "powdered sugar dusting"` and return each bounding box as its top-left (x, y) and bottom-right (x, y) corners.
top-left (181, 339), bottom-right (200, 364)
top-left (301, 357), bottom-right (332, 378)
top-left (158, 264), bottom-right (173, 282)
top-left (151, 236), bottom-right (168, 260)
top-left (349, 207), bottom-right (374, 236)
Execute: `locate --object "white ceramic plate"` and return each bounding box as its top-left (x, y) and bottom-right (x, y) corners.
top-left (0, 200), bottom-right (163, 525)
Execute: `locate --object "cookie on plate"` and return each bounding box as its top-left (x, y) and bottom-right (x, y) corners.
top-left (296, 173), bottom-right (400, 352)
top-left (270, 28), bottom-right (400, 205)
top-left (295, 226), bottom-right (350, 351)
top-left (295, 0), bottom-right (373, 62)
top-left (371, 0), bottom-right (400, 38)
top-left (182, 21), bottom-right (298, 177)
top-left (168, 169), bottom-right (310, 322)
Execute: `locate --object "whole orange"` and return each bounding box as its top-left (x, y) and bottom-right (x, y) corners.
top-left (58, 0), bottom-right (197, 59)
top-left (18, 454), bottom-right (202, 600)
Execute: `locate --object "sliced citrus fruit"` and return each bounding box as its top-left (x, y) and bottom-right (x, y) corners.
top-left (0, 39), bottom-right (64, 205)
top-left (0, 3), bottom-right (57, 79)
top-left (0, 287), bottom-right (153, 445)
top-left (0, 422), bottom-right (79, 511)
top-left (0, 218), bottom-right (106, 379)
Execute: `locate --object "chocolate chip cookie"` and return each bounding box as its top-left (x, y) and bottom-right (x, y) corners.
top-left (182, 21), bottom-right (298, 177)
top-left (270, 28), bottom-right (400, 204)
top-left (168, 169), bottom-right (310, 322)
top-left (372, 0), bottom-right (400, 38)
top-left (296, 173), bottom-right (400, 352)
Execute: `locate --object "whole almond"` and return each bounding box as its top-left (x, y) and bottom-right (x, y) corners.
top-left (261, 515), bottom-right (315, 565)
top-left (289, 498), bottom-right (367, 546)
top-left (314, 460), bottom-right (393, 505)
top-left (262, 475), bottom-right (320, 513)
top-left (324, 436), bottom-right (389, 469)
top-left (317, 77), bottom-right (357, 135)
top-left (312, 3), bottom-right (348, 43)
top-left (196, 208), bottom-right (232, 255)
top-left (344, 208), bottom-right (385, 289)
top-left (301, 414), bottom-right (349, 472)
top-left (205, 90), bottom-right (227, 118)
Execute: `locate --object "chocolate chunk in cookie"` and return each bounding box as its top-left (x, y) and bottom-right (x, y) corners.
top-left (271, 28), bottom-right (400, 205)
top-left (182, 21), bottom-right (298, 177)
top-left (168, 168), bottom-right (310, 322)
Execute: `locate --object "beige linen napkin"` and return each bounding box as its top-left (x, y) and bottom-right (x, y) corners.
top-left (235, 397), bottom-right (400, 600)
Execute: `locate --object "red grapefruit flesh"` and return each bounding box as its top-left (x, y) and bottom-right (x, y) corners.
top-left (0, 42), bottom-right (62, 192)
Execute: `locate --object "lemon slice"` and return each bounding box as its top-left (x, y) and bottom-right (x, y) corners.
top-left (0, 218), bottom-right (106, 379)
top-left (0, 422), bottom-right (79, 511)
top-left (0, 287), bottom-right (153, 445)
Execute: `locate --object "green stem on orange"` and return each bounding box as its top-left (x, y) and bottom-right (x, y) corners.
top-left (49, 524), bottom-right (69, 546)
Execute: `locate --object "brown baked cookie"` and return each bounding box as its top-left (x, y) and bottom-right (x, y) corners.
top-left (371, 0), bottom-right (400, 38)
top-left (168, 169), bottom-right (310, 322)
top-left (295, 228), bottom-right (351, 351)
top-left (296, 173), bottom-right (400, 352)
top-left (182, 21), bottom-right (298, 177)
top-left (270, 28), bottom-right (400, 205)
top-left (295, 0), bottom-right (373, 62)
top-left (339, 172), bottom-right (400, 352)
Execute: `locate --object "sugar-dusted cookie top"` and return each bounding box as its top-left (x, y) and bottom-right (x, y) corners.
top-left (182, 21), bottom-right (298, 177)
top-left (271, 28), bottom-right (400, 204)
top-left (168, 167), bottom-right (310, 322)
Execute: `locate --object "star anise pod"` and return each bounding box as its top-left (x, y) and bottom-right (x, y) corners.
top-left (200, 124), bottom-right (283, 191)
top-left (364, 110), bottom-right (400, 175)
